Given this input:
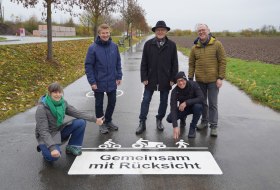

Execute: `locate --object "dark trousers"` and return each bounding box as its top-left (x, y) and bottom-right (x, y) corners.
top-left (167, 104), bottom-right (203, 128)
top-left (94, 90), bottom-right (116, 123)
top-left (39, 119), bottom-right (86, 162)
top-left (139, 88), bottom-right (169, 121)
top-left (197, 82), bottom-right (219, 127)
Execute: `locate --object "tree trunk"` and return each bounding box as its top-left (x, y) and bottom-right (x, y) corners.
top-left (129, 22), bottom-right (132, 47)
top-left (88, 20), bottom-right (90, 35)
top-left (93, 15), bottom-right (99, 40)
top-left (46, 0), bottom-right (52, 61)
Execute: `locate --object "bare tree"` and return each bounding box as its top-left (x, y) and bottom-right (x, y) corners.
top-left (122, 0), bottom-right (147, 36)
top-left (83, 0), bottom-right (119, 39)
top-left (79, 12), bottom-right (92, 35)
top-left (134, 13), bottom-right (149, 34)
top-left (10, 0), bottom-right (87, 61)
top-left (0, 0), bottom-right (4, 23)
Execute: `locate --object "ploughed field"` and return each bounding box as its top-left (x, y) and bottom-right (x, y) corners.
top-left (170, 36), bottom-right (280, 64)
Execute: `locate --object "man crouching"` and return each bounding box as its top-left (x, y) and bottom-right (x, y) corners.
top-left (166, 71), bottom-right (203, 139)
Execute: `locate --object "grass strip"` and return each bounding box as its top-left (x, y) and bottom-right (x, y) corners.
top-left (0, 36), bottom-right (141, 121)
top-left (0, 37), bottom-right (7, 41)
top-left (177, 47), bottom-right (280, 112)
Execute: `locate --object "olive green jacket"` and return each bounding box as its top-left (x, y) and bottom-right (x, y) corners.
top-left (188, 36), bottom-right (226, 83)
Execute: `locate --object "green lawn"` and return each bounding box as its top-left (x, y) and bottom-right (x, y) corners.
top-left (0, 36), bottom-right (141, 121)
top-left (0, 37), bottom-right (6, 41)
top-left (226, 58), bottom-right (280, 111)
top-left (177, 47), bottom-right (280, 112)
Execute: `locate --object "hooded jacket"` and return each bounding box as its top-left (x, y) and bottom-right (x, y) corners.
top-left (141, 37), bottom-right (178, 91)
top-left (188, 36), bottom-right (226, 83)
top-left (170, 80), bottom-right (204, 128)
top-left (35, 95), bottom-right (96, 151)
top-left (85, 36), bottom-right (122, 92)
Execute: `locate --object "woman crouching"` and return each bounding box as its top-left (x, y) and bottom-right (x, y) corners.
top-left (35, 82), bottom-right (103, 162)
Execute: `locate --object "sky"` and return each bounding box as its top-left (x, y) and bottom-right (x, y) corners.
top-left (1, 0), bottom-right (280, 32)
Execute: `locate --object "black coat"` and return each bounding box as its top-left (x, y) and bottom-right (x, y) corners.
top-left (140, 37), bottom-right (178, 91)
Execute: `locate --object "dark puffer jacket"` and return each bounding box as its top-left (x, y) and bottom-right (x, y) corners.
top-left (141, 37), bottom-right (178, 91)
top-left (170, 80), bottom-right (204, 127)
top-left (85, 36), bottom-right (122, 92)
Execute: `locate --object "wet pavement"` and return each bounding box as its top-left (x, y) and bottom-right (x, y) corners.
top-left (0, 35), bottom-right (91, 45)
top-left (0, 37), bottom-right (280, 190)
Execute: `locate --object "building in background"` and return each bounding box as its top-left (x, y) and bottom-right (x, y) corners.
top-left (33, 25), bottom-right (76, 37)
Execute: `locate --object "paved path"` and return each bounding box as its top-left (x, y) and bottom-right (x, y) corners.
top-left (0, 35), bottom-right (91, 45)
top-left (0, 37), bottom-right (280, 190)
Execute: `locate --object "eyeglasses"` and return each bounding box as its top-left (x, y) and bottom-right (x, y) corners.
top-left (198, 29), bottom-right (207, 33)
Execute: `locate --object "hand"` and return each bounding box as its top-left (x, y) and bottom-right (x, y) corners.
top-left (51, 149), bottom-right (60, 158)
top-left (116, 80), bottom-right (122, 86)
top-left (173, 127), bottom-right (180, 139)
top-left (179, 102), bottom-right (187, 111)
top-left (143, 80), bottom-right (148, 85)
top-left (91, 84), bottom-right (97, 90)
top-left (170, 81), bottom-right (174, 86)
top-left (96, 116), bottom-right (104, 126)
top-left (216, 79), bottom-right (223, 88)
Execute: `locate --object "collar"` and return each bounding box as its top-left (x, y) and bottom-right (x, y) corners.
top-left (196, 36), bottom-right (216, 47)
top-left (95, 36), bottom-right (112, 46)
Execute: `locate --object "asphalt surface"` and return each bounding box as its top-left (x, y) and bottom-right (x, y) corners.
top-left (0, 37), bottom-right (280, 190)
top-left (0, 35), bottom-right (91, 45)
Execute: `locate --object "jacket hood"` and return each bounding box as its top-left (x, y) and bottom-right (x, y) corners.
top-left (95, 36), bottom-right (112, 46)
top-left (38, 95), bottom-right (47, 105)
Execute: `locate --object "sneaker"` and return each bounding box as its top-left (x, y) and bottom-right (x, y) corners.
top-left (196, 122), bottom-right (208, 130)
top-left (106, 121), bottom-right (118, 131)
top-left (210, 127), bottom-right (218, 137)
top-left (36, 145), bottom-right (41, 152)
top-left (66, 145), bottom-right (82, 156)
top-left (188, 127), bottom-right (196, 138)
top-left (100, 124), bottom-right (109, 134)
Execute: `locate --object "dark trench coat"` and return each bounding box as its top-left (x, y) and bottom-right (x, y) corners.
top-left (140, 37), bottom-right (178, 91)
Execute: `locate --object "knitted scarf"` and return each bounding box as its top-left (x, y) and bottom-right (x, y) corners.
top-left (45, 94), bottom-right (65, 127)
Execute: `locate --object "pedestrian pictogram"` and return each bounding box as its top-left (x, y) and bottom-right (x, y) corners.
top-left (176, 139), bottom-right (189, 148)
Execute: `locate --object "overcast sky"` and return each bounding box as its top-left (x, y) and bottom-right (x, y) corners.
top-left (2, 0), bottom-right (280, 32)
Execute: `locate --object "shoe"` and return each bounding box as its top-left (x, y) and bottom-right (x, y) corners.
top-left (196, 122), bottom-right (208, 130)
top-left (180, 119), bottom-right (186, 128)
top-left (66, 145), bottom-right (82, 156)
top-left (188, 127), bottom-right (196, 138)
top-left (106, 121), bottom-right (118, 131)
top-left (99, 124), bottom-right (109, 134)
top-left (156, 119), bottom-right (164, 131)
top-left (210, 127), bottom-right (218, 137)
top-left (36, 145), bottom-right (41, 152)
top-left (136, 120), bottom-right (146, 135)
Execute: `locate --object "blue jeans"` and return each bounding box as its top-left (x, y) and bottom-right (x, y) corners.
top-left (139, 89), bottom-right (169, 121)
top-left (197, 82), bottom-right (219, 127)
top-left (38, 119), bottom-right (86, 162)
top-left (166, 104), bottom-right (203, 128)
top-left (94, 90), bottom-right (116, 123)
